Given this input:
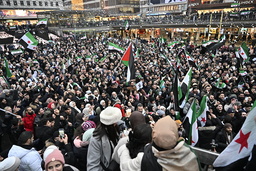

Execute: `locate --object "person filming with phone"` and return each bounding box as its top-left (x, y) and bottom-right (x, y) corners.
top-left (44, 128), bottom-right (76, 167)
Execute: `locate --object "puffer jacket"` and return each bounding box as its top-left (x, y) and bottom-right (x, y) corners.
top-left (8, 145), bottom-right (43, 171)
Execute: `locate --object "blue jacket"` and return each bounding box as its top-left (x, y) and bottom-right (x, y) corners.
top-left (8, 145), bottom-right (43, 171)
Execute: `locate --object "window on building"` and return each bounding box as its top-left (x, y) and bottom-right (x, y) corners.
top-left (39, 1), bottom-right (42, 6)
top-left (45, 1), bottom-right (48, 6)
top-left (20, 1), bottom-right (24, 5)
top-left (33, 1), bottom-right (36, 6)
top-left (6, 0), bottom-right (11, 5)
top-left (14, 1), bottom-right (18, 5)
top-left (56, 2), bottom-right (59, 6)
top-left (0, 0), bottom-right (3, 5)
top-left (26, 1), bottom-right (30, 5)
top-left (50, 2), bottom-right (53, 6)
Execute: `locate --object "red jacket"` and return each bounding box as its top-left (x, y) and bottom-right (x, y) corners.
top-left (22, 113), bottom-right (36, 132)
top-left (114, 103), bottom-right (125, 118)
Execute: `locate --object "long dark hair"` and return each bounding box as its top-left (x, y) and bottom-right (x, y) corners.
top-left (126, 123), bottom-right (152, 158)
top-left (93, 123), bottom-right (120, 146)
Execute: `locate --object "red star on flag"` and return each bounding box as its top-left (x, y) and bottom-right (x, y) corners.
top-left (201, 117), bottom-right (206, 123)
top-left (27, 41), bottom-right (31, 43)
top-left (235, 130), bottom-right (251, 153)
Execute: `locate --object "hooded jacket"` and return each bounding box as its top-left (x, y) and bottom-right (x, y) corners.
top-left (8, 145), bottom-right (42, 171)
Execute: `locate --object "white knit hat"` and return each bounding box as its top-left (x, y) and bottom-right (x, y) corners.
top-left (100, 106), bottom-right (122, 125)
top-left (0, 156), bottom-right (20, 171)
top-left (43, 145), bottom-right (59, 160)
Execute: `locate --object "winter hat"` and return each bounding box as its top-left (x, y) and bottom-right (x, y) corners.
top-left (81, 121), bottom-right (96, 132)
top-left (44, 148), bottom-right (65, 169)
top-left (82, 128), bottom-right (95, 141)
top-left (0, 156), bottom-right (20, 171)
top-left (100, 106), bottom-right (122, 125)
top-left (47, 102), bottom-right (55, 109)
top-left (43, 145), bottom-right (59, 160)
top-left (227, 108), bottom-right (235, 113)
top-left (152, 116), bottom-right (179, 150)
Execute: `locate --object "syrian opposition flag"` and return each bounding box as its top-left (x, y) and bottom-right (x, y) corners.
top-left (122, 43), bottom-right (135, 82)
top-left (4, 58), bottom-right (12, 78)
top-left (186, 99), bottom-right (198, 146)
top-left (124, 20), bottom-right (130, 30)
top-left (239, 42), bottom-right (250, 63)
top-left (108, 42), bottom-right (125, 53)
top-left (208, 35), bottom-right (226, 51)
top-left (239, 70), bottom-right (248, 76)
top-left (19, 32), bottom-right (38, 50)
top-left (197, 95), bottom-right (208, 127)
top-left (168, 41), bottom-right (179, 49)
top-left (11, 49), bottom-right (23, 55)
top-left (160, 54), bottom-right (172, 67)
top-left (213, 107), bottom-right (256, 170)
top-left (179, 67), bottom-right (192, 108)
top-left (36, 18), bottom-right (48, 25)
top-left (202, 40), bottom-right (218, 48)
top-left (185, 50), bottom-right (197, 68)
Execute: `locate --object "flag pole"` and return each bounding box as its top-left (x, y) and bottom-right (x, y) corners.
top-left (0, 108), bottom-right (17, 116)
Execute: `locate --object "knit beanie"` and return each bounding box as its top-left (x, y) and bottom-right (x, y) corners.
top-left (100, 106), bottom-right (122, 125)
top-left (43, 145), bottom-right (59, 160)
top-left (0, 156), bottom-right (20, 171)
top-left (152, 116), bottom-right (179, 150)
top-left (81, 120), bottom-right (96, 132)
top-left (44, 149), bottom-right (65, 169)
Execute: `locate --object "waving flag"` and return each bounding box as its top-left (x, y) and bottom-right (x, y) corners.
top-left (239, 42), bottom-right (250, 63)
top-left (36, 18), bottom-right (48, 25)
top-left (122, 43), bottom-right (135, 82)
top-left (108, 42), bottom-right (124, 53)
top-left (197, 95), bottom-right (208, 127)
top-left (168, 41), bottom-right (179, 49)
top-left (213, 107), bottom-right (256, 171)
top-left (124, 20), bottom-right (130, 30)
top-left (19, 32), bottom-right (38, 50)
top-left (179, 68), bottom-right (192, 108)
top-left (187, 100), bottom-right (198, 146)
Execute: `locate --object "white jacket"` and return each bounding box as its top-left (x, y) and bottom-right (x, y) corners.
top-left (8, 145), bottom-right (42, 171)
top-left (118, 144), bottom-right (143, 171)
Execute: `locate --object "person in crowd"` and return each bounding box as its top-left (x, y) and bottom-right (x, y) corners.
top-left (43, 145), bottom-right (78, 171)
top-left (215, 123), bottom-right (235, 153)
top-left (22, 107), bottom-right (37, 132)
top-left (118, 123), bottom-right (152, 171)
top-left (87, 106), bottom-right (122, 171)
top-left (8, 131), bottom-right (43, 171)
top-left (141, 116), bottom-right (200, 171)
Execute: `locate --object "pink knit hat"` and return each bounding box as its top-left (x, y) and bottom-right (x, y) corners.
top-left (81, 120), bottom-right (96, 132)
top-left (44, 149), bottom-right (65, 169)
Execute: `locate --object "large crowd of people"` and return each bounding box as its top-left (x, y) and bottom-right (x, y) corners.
top-left (0, 32), bottom-right (255, 170)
